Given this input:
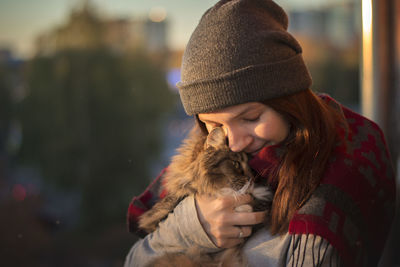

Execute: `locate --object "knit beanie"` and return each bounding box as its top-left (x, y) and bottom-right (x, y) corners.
top-left (177, 0), bottom-right (312, 115)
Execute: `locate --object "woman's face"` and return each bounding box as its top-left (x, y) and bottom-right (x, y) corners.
top-left (198, 102), bottom-right (289, 155)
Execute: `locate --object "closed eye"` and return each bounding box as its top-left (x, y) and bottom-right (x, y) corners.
top-left (243, 116), bottom-right (259, 122)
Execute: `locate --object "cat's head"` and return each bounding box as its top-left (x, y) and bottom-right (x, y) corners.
top-left (195, 127), bottom-right (254, 194)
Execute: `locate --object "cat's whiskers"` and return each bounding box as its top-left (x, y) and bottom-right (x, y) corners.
top-left (219, 187), bottom-right (242, 199)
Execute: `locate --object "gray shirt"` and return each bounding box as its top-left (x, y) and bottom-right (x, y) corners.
top-left (124, 195), bottom-right (341, 267)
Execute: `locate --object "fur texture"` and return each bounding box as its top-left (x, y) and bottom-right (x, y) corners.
top-left (138, 126), bottom-right (273, 266)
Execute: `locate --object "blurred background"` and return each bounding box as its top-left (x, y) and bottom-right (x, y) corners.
top-left (0, 0), bottom-right (398, 266)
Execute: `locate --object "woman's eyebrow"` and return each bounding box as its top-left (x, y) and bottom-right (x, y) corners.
top-left (232, 106), bottom-right (258, 120)
top-left (198, 105), bottom-right (259, 124)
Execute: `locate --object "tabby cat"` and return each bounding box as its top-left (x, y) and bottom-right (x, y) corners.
top-left (139, 126), bottom-right (273, 266)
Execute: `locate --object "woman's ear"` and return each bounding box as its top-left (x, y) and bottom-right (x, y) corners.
top-left (205, 127), bottom-right (226, 149)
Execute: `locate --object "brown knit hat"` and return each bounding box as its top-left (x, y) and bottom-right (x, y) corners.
top-left (177, 0), bottom-right (312, 115)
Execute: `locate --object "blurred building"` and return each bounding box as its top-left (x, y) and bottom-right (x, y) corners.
top-left (286, 0), bottom-right (361, 108)
top-left (35, 0), bottom-right (168, 56)
top-left (288, 1), bottom-right (360, 49)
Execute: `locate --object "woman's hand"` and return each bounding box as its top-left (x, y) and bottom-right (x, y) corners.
top-left (195, 194), bottom-right (266, 248)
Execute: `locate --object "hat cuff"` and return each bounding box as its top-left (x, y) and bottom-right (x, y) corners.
top-left (177, 54), bottom-right (312, 115)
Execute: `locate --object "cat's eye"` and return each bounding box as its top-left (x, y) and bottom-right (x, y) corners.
top-left (232, 161), bottom-right (241, 169)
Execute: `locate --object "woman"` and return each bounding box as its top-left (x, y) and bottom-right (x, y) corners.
top-left (124, 0), bottom-right (396, 266)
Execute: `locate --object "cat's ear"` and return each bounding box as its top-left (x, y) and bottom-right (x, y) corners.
top-left (206, 127), bottom-right (227, 149)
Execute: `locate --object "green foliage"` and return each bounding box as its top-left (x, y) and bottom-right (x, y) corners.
top-left (309, 55), bottom-right (359, 106)
top-left (18, 48), bottom-right (176, 230)
top-left (0, 62), bottom-right (14, 149)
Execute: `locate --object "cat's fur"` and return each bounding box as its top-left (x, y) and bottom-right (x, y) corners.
top-left (138, 126), bottom-right (273, 266)
top-left (146, 246), bottom-right (245, 267)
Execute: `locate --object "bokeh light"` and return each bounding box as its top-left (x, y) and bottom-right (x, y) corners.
top-left (12, 184), bottom-right (26, 201)
top-left (148, 6), bottom-right (167, 22)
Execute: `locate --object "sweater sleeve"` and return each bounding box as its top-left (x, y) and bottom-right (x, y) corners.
top-left (243, 228), bottom-right (343, 267)
top-left (123, 195), bottom-right (220, 267)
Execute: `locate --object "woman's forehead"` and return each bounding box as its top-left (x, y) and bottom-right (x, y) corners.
top-left (198, 102), bottom-right (265, 121)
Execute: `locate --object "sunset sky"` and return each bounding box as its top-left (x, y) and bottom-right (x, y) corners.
top-left (0, 0), bottom-right (335, 58)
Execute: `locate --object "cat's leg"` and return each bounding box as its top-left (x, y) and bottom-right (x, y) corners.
top-left (138, 194), bottom-right (183, 233)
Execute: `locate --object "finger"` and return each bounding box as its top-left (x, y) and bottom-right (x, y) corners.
top-left (214, 227), bottom-right (251, 248)
top-left (215, 237), bottom-right (243, 249)
top-left (233, 194), bottom-right (253, 206)
top-left (216, 194), bottom-right (253, 209)
top-left (235, 203), bottom-right (253, 213)
top-left (211, 224), bottom-right (251, 240)
top-left (234, 226), bottom-right (252, 239)
top-left (229, 210), bottom-right (267, 226)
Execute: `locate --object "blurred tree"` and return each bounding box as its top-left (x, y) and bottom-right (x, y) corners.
top-left (295, 35), bottom-right (360, 108)
top-left (310, 52), bottom-right (359, 107)
top-left (6, 3), bottom-right (177, 265)
top-left (17, 48), bottom-right (176, 232)
top-left (54, 1), bottom-right (104, 51)
top-left (0, 61), bottom-right (14, 157)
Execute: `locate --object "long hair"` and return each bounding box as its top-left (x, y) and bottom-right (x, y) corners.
top-left (264, 90), bottom-right (346, 234)
top-left (195, 89), bottom-right (346, 235)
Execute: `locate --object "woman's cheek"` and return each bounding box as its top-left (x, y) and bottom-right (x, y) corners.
top-left (254, 123), bottom-right (269, 139)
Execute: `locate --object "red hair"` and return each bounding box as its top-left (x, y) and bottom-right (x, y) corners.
top-left (264, 90), bottom-right (346, 234)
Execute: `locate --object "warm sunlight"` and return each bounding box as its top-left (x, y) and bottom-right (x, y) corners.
top-left (361, 0), bottom-right (373, 118)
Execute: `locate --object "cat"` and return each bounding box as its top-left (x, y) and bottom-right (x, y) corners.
top-left (138, 125), bottom-right (273, 266)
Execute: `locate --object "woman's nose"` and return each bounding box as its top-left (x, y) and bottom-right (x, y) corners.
top-left (226, 128), bottom-right (252, 152)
